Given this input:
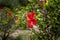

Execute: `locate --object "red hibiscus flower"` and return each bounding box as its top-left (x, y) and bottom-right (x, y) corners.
top-left (27, 19), bottom-right (37, 28)
top-left (27, 12), bottom-right (36, 20)
top-left (7, 12), bottom-right (11, 17)
top-left (27, 20), bottom-right (33, 28)
top-left (27, 12), bottom-right (37, 28)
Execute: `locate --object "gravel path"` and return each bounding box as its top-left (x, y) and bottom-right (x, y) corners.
top-left (9, 30), bottom-right (32, 38)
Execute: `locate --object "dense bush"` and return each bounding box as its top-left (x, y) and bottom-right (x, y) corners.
top-left (0, 0), bottom-right (60, 40)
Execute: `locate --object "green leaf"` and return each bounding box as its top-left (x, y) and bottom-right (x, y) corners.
top-left (57, 37), bottom-right (60, 40)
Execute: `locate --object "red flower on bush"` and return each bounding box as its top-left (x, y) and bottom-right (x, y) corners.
top-left (27, 12), bottom-right (37, 28)
top-left (7, 12), bottom-right (11, 17)
top-left (27, 19), bottom-right (37, 28)
top-left (27, 12), bottom-right (35, 20)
